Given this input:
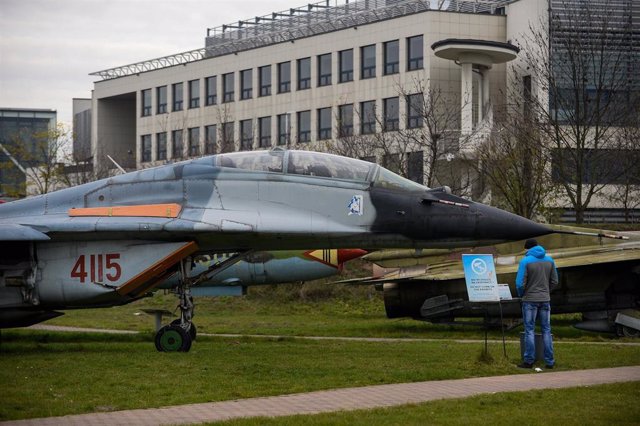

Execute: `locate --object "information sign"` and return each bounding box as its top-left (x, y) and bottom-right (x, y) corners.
top-left (462, 254), bottom-right (500, 302)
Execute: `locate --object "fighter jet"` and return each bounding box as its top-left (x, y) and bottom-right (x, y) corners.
top-left (349, 225), bottom-right (640, 336)
top-left (0, 149), bottom-right (551, 350)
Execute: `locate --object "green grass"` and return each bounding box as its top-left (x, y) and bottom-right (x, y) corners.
top-left (213, 382), bottom-right (640, 426)
top-left (1, 330), bottom-right (639, 421)
top-left (45, 289), bottom-right (627, 342)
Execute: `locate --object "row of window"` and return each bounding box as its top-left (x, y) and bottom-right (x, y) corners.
top-left (140, 94), bottom-right (424, 162)
top-left (140, 35), bottom-right (424, 117)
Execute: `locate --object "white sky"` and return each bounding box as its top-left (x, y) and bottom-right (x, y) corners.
top-left (0, 0), bottom-right (300, 126)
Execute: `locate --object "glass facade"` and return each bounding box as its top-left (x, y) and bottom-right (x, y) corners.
top-left (407, 35), bottom-right (423, 70)
top-left (141, 89), bottom-right (151, 117)
top-left (205, 76), bottom-right (217, 106)
top-left (297, 57), bottom-right (311, 90)
top-left (361, 45), bottom-right (376, 79)
top-left (223, 72), bottom-right (234, 103)
top-left (317, 107), bottom-right (332, 140)
top-left (384, 40), bottom-right (399, 75)
top-left (188, 80), bottom-right (200, 109)
top-left (339, 49), bottom-right (353, 83)
top-left (338, 104), bottom-right (353, 137)
top-left (383, 97), bottom-right (399, 131)
top-left (205, 125), bottom-right (216, 154)
top-left (240, 69), bottom-right (253, 100)
top-left (172, 83), bottom-right (183, 111)
top-left (259, 65), bottom-right (271, 96)
top-left (258, 116), bottom-right (271, 148)
top-left (318, 53), bottom-right (331, 86)
top-left (297, 110), bottom-right (311, 142)
top-left (277, 113), bottom-right (290, 145)
top-left (240, 119), bottom-right (253, 150)
top-left (156, 86), bottom-right (167, 114)
top-left (278, 61), bottom-right (291, 93)
top-left (188, 127), bottom-right (200, 156)
top-left (172, 129), bottom-right (183, 158)
top-left (360, 101), bottom-right (376, 134)
top-left (156, 132), bottom-right (167, 160)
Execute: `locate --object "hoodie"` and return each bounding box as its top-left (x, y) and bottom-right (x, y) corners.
top-left (515, 245), bottom-right (559, 302)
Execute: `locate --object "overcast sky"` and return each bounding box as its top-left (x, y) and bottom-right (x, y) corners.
top-left (0, 0), bottom-right (299, 126)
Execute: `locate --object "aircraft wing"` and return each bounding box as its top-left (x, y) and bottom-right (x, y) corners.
top-left (346, 241), bottom-right (640, 284)
top-left (0, 224), bottom-right (50, 241)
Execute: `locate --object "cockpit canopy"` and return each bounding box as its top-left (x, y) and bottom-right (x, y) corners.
top-left (197, 150), bottom-right (428, 192)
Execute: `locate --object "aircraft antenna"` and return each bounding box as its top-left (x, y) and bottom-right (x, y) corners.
top-left (106, 155), bottom-right (126, 174)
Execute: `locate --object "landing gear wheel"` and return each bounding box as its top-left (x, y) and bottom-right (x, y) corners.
top-left (171, 319), bottom-right (197, 340)
top-left (617, 324), bottom-right (640, 338)
top-left (155, 325), bottom-right (192, 352)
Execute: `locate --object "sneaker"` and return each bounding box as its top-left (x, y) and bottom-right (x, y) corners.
top-left (517, 362), bottom-right (533, 369)
top-left (545, 364), bottom-right (554, 369)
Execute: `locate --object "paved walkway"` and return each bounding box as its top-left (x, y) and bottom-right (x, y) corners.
top-left (3, 366), bottom-right (639, 426)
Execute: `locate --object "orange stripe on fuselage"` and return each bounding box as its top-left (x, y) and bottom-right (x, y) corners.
top-left (69, 204), bottom-right (182, 218)
top-left (116, 241), bottom-right (198, 297)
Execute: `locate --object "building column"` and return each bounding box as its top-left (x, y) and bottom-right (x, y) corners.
top-left (461, 62), bottom-right (473, 135)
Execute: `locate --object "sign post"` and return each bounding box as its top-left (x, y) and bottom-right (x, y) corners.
top-left (462, 254), bottom-right (507, 357)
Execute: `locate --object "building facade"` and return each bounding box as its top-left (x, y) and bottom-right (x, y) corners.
top-left (0, 108), bottom-right (57, 196)
top-left (89, 0), bottom-right (639, 221)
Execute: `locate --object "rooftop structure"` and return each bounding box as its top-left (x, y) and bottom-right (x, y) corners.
top-left (90, 0), bottom-right (510, 80)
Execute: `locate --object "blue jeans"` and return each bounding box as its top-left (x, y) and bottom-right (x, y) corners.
top-left (522, 301), bottom-right (554, 365)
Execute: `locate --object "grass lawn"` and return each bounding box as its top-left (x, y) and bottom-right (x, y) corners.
top-left (213, 382), bottom-right (640, 426)
top-left (1, 330), bottom-right (639, 421)
top-left (44, 289), bottom-right (630, 342)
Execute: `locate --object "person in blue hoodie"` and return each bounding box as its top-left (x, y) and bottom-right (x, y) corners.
top-left (516, 238), bottom-right (559, 369)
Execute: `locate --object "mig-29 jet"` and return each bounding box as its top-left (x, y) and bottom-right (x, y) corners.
top-left (0, 149), bottom-right (551, 351)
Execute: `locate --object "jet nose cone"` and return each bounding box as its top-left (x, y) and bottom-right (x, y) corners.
top-left (475, 203), bottom-right (552, 241)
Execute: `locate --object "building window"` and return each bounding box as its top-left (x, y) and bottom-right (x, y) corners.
top-left (278, 61), bottom-right (291, 93)
top-left (141, 134), bottom-right (151, 161)
top-left (188, 127), bottom-right (200, 156)
top-left (339, 49), bottom-right (353, 83)
top-left (407, 93), bottom-right (424, 128)
top-left (384, 40), bottom-right (399, 75)
top-left (297, 110), bottom-right (311, 142)
top-left (383, 97), bottom-right (399, 131)
top-left (318, 53), bottom-right (331, 87)
top-left (156, 86), bottom-right (167, 114)
top-left (223, 72), bottom-right (234, 103)
top-left (240, 69), bottom-right (253, 100)
top-left (172, 83), bottom-right (183, 111)
top-left (360, 101), bottom-right (376, 135)
top-left (277, 113), bottom-right (290, 145)
top-left (297, 57), bottom-right (311, 90)
top-left (408, 151), bottom-right (424, 184)
top-left (172, 129), bottom-right (184, 159)
top-left (258, 116), bottom-right (271, 148)
top-left (240, 119), bottom-right (253, 150)
top-left (407, 35), bottom-right (424, 71)
top-left (141, 89), bottom-right (151, 117)
top-left (383, 153), bottom-right (402, 174)
top-left (220, 122), bottom-right (234, 153)
top-left (360, 45), bottom-right (376, 79)
top-left (338, 104), bottom-right (353, 137)
top-left (156, 132), bottom-right (167, 160)
top-left (317, 107), bottom-right (332, 140)
top-left (204, 125), bottom-right (216, 154)
top-left (259, 65), bottom-right (271, 96)
top-left (188, 79), bottom-right (200, 109)
top-left (205, 76), bottom-right (217, 106)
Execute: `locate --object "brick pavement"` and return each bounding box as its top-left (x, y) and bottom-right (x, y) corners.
top-left (3, 366), bottom-right (639, 426)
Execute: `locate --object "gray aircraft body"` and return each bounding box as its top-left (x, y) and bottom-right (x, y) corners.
top-left (0, 149), bottom-right (550, 350)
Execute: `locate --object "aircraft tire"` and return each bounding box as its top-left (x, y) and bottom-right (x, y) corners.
top-left (155, 325), bottom-right (192, 352)
top-left (171, 319), bottom-right (197, 340)
top-left (617, 324), bottom-right (640, 338)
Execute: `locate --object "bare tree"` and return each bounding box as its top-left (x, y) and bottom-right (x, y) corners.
top-left (513, 0), bottom-right (640, 222)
